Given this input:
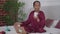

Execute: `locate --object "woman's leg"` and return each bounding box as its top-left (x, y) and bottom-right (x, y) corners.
top-left (14, 22), bottom-right (27, 34)
top-left (20, 27), bottom-right (27, 34)
top-left (14, 22), bottom-right (20, 34)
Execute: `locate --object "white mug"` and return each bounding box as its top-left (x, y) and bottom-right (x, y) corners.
top-left (34, 12), bottom-right (38, 18)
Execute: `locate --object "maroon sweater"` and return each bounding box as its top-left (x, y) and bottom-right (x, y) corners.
top-left (21, 11), bottom-right (46, 33)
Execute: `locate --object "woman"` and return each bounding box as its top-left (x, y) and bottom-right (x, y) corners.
top-left (14, 1), bottom-right (46, 34)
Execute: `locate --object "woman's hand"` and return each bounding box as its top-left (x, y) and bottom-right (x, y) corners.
top-left (37, 18), bottom-right (40, 22)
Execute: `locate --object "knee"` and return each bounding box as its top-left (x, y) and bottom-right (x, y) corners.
top-left (14, 22), bottom-right (22, 28)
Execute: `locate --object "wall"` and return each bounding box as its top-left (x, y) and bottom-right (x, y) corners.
top-left (18, 0), bottom-right (60, 20)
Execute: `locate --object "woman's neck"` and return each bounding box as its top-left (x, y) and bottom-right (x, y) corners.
top-left (35, 10), bottom-right (40, 12)
top-left (34, 9), bottom-right (40, 12)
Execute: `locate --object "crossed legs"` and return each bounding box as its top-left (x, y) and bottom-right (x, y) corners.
top-left (14, 22), bottom-right (27, 34)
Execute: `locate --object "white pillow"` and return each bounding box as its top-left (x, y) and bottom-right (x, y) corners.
top-left (50, 20), bottom-right (59, 28)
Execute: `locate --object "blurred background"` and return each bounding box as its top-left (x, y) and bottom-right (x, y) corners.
top-left (19, 0), bottom-right (60, 20)
top-left (0, 0), bottom-right (60, 26)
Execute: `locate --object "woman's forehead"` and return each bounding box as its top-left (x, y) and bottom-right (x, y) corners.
top-left (34, 2), bottom-right (40, 6)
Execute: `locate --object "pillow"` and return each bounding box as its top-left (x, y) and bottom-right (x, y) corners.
top-left (46, 19), bottom-right (54, 28)
top-left (55, 20), bottom-right (60, 29)
top-left (50, 20), bottom-right (59, 28)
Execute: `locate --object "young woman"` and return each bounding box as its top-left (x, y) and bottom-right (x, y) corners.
top-left (14, 1), bottom-right (46, 34)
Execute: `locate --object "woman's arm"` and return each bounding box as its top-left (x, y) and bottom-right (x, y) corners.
top-left (39, 11), bottom-right (46, 32)
top-left (20, 11), bottom-right (33, 26)
top-left (40, 11), bottom-right (45, 28)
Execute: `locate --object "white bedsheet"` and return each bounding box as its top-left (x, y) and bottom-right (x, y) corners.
top-left (44, 26), bottom-right (60, 34)
top-left (0, 26), bottom-right (17, 34)
top-left (0, 26), bottom-right (60, 34)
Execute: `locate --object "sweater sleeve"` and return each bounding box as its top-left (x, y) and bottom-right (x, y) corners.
top-left (39, 11), bottom-right (46, 32)
top-left (40, 11), bottom-right (45, 28)
top-left (20, 12), bottom-right (32, 26)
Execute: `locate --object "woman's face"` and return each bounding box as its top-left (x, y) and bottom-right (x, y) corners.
top-left (34, 2), bottom-right (40, 11)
